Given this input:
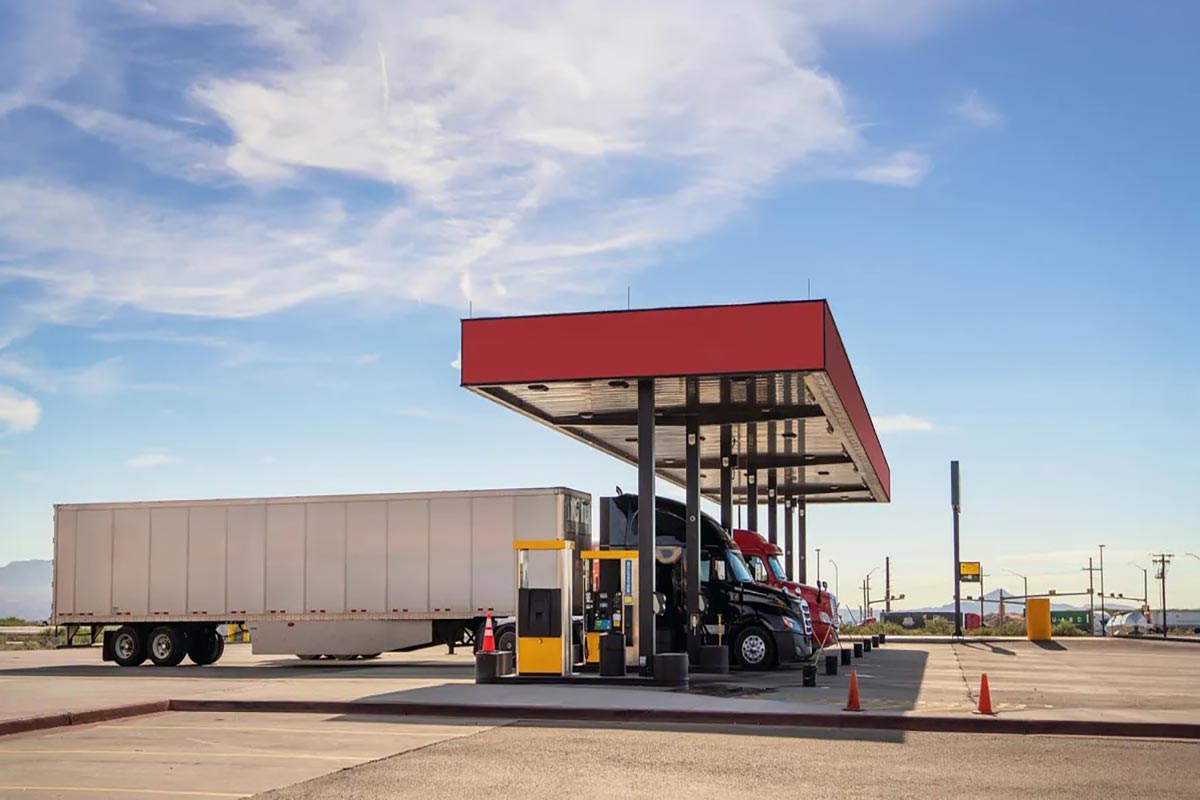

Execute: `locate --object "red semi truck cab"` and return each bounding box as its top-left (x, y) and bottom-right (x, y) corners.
top-left (732, 529), bottom-right (839, 648)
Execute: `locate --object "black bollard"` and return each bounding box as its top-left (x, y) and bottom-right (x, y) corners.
top-left (863, 638), bottom-right (872, 653)
top-left (825, 653), bottom-right (839, 675)
top-left (878, 633), bottom-right (887, 645)
top-left (803, 663), bottom-right (818, 687)
top-left (871, 635), bottom-right (879, 648)
top-left (853, 642), bottom-right (864, 658)
top-left (841, 648), bottom-right (853, 665)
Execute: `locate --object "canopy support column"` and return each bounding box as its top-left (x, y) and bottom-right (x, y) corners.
top-left (797, 499), bottom-right (808, 584)
top-left (746, 378), bottom-right (758, 532)
top-left (719, 378), bottom-right (733, 532)
top-left (784, 497), bottom-right (794, 581)
top-left (685, 378), bottom-right (701, 661)
top-left (637, 378), bottom-right (656, 671)
top-left (767, 474), bottom-right (778, 547)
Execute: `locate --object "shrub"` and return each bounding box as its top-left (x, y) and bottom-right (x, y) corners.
top-left (1051, 619), bottom-right (1086, 637)
top-left (922, 617), bottom-right (955, 636)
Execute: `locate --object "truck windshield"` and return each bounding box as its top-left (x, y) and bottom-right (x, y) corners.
top-left (726, 551), bottom-right (754, 583)
top-left (767, 556), bottom-right (788, 582)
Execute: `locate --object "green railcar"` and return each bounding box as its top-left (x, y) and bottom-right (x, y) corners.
top-left (1050, 610), bottom-right (1089, 629)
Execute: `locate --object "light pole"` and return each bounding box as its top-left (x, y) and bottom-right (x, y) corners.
top-left (1002, 568), bottom-right (1029, 600)
top-left (828, 559), bottom-right (840, 600)
top-left (1099, 544), bottom-right (1106, 636)
top-left (1128, 562), bottom-right (1148, 605)
top-left (1186, 553), bottom-right (1200, 562)
top-left (864, 566), bottom-right (880, 621)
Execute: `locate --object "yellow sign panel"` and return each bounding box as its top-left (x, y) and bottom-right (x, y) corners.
top-left (959, 561), bottom-right (981, 583)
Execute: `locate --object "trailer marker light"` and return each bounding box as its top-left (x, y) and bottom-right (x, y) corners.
top-left (608, 380), bottom-right (629, 388)
top-left (528, 384), bottom-right (550, 392)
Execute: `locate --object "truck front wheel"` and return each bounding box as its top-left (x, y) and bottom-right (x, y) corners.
top-left (112, 625), bottom-right (147, 667)
top-left (733, 626), bottom-right (775, 670)
top-left (148, 625), bottom-right (187, 667)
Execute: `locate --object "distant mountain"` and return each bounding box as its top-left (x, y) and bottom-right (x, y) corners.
top-left (837, 586), bottom-right (1097, 623)
top-left (0, 559), bottom-right (52, 622)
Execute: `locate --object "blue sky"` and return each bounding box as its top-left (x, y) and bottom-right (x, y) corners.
top-left (1, 1), bottom-right (1197, 609)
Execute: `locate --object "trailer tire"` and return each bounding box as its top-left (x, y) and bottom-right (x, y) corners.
top-left (360, 653), bottom-right (382, 660)
top-left (112, 625), bottom-right (147, 667)
top-left (496, 625), bottom-right (516, 655)
top-left (186, 627), bottom-right (223, 666)
top-left (148, 625), bottom-right (187, 667)
top-left (733, 626), bottom-right (775, 670)
top-left (297, 654), bottom-right (322, 661)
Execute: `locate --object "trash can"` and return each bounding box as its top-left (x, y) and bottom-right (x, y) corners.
top-left (696, 644), bottom-right (730, 674)
top-left (599, 631), bottom-right (625, 677)
top-left (802, 663), bottom-right (818, 687)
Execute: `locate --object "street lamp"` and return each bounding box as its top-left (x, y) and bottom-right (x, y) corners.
top-left (1128, 562), bottom-right (1148, 605)
top-left (1186, 553), bottom-right (1200, 562)
top-left (1002, 568), bottom-right (1029, 599)
top-left (1099, 544), bottom-right (1106, 636)
top-left (864, 566), bottom-right (880, 616)
top-left (827, 559), bottom-right (840, 600)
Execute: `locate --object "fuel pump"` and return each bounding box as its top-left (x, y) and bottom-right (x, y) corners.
top-left (513, 539), bottom-right (574, 676)
top-left (581, 549), bottom-right (639, 672)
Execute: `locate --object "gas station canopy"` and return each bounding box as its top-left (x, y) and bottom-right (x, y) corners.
top-left (460, 300), bottom-right (889, 505)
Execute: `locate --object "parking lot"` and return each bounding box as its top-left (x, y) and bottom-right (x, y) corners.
top-left (2, 637), bottom-right (1198, 797)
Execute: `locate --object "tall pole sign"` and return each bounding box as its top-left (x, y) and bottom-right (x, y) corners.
top-left (951, 461), bottom-right (962, 637)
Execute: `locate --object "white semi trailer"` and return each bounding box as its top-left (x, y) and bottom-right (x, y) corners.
top-left (52, 487), bottom-right (591, 666)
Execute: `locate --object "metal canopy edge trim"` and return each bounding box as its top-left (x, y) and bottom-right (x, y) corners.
top-left (461, 300), bottom-right (889, 504)
top-left (460, 299), bottom-right (826, 386)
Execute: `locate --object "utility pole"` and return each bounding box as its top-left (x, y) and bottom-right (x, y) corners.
top-left (1082, 558), bottom-right (1099, 635)
top-left (1127, 562), bottom-right (1148, 606)
top-left (885, 556), bottom-right (892, 614)
top-left (1151, 553), bottom-right (1173, 638)
top-left (1099, 544), bottom-right (1106, 636)
top-left (951, 461), bottom-right (962, 637)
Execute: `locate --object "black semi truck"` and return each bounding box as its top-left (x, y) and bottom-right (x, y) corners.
top-left (600, 493), bottom-right (814, 669)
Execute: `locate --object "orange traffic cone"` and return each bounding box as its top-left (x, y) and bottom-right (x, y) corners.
top-left (974, 673), bottom-right (995, 715)
top-left (844, 669), bottom-right (862, 712)
top-left (481, 614), bottom-right (496, 653)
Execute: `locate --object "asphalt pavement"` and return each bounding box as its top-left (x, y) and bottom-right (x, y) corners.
top-left (254, 721), bottom-right (1200, 800)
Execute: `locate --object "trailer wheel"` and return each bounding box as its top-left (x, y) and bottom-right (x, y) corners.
top-left (733, 626), bottom-right (775, 670)
top-left (186, 627), bottom-right (223, 666)
top-left (112, 625), bottom-right (147, 667)
top-left (360, 653), bottom-right (382, 660)
top-left (297, 654), bottom-right (322, 661)
top-left (496, 625), bottom-right (516, 654)
top-left (148, 625), bottom-right (187, 667)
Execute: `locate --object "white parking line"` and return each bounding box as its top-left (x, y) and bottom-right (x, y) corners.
top-left (0, 749), bottom-right (371, 761)
top-left (0, 787), bottom-right (244, 798)
top-left (96, 723), bottom-right (483, 737)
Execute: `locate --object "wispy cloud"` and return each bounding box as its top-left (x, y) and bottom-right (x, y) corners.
top-left (854, 151), bottom-right (930, 187)
top-left (125, 450), bottom-right (181, 469)
top-left (872, 413), bottom-right (936, 433)
top-left (954, 89), bottom-right (1004, 128)
top-left (0, 1), bottom-right (956, 340)
top-left (0, 386), bottom-right (42, 435)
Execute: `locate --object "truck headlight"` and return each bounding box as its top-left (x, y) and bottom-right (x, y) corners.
top-left (782, 616), bottom-right (801, 632)
top-left (819, 611), bottom-right (832, 624)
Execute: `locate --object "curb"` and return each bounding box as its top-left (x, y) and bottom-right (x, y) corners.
top-left (0, 700), bottom-right (169, 738)
top-left (165, 699), bottom-right (1200, 740)
top-left (5, 697), bottom-right (1196, 741)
